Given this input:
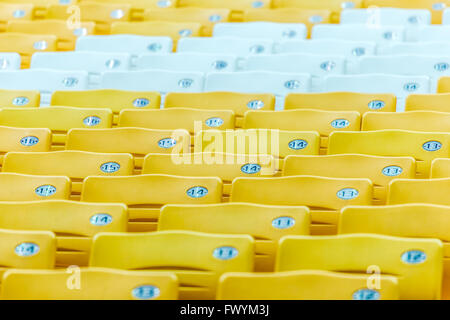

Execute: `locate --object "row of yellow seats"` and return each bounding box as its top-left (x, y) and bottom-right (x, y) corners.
top-left (0, 227), bottom-right (445, 300)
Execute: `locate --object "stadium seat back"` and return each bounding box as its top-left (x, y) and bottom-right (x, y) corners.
top-left (406, 93), bottom-right (450, 113)
top-left (388, 178), bottom-right (450, 206)
top-left (362, 111), bottom-right (450, 132)
top-left (431, 158), bottom-right (450, 178)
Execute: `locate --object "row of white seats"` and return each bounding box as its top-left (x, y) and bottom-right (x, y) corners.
top-left (0, 69), bottom-right (431, 110)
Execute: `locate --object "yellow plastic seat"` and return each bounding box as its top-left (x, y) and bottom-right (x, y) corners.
top-left (143, 153), bottom-right (277, 197)
top-left (0, 89), bottom-right (40, 108)
top-left (283, 154), bottom-right (415, 205)
top-left (230, 175), bottom-right (372, 235)
top-left (0, 3), bottom-right (34, 32)
top-left (340, 204), bottom-right (450, 299)
top-left (83, 0), bottom-right (178, 9)
top-left (3, 151), bottom-right (134, 197)
top-left (0, 107), bottom-right (112, 150)
top-left (278, 233), bottom-right (443, 299)
top-left (388, 178), bottom-right (450, 206)
top-left (144, 8), bottom-right (232, 36)
top-left (1, 268), bottom-right (178, 300)
top-left (7, 20), bottom-right (95, 51)
top-left (272, 0), bottom-right (363, 22)
top-left (0, 229), bottom-right (56, 283)
top-left (0, 173), bottom-right (70, 201)
top-left (363, 0), bottom-right (450, 24)
top-left (111, 21), bottom-right (202, 46)
top-left (244, 109), bottom-right (361, 154)
top-left (0, 33), bottom-right (57, 68)
top-left (328, 130), bottom-right (450, 178)
top-left (432, 158), bottom-right (450, 178)
top-left (81, 174), bottom-right (223, 232)
top-left (406, 93), bottom-right (450, 113)
top-left (66, 128), bottom-right (190, 172)
top-left (0, 200), bottom-right (127, 267)
top-left (51, 90), bottom-right (161, 125)
top-left (0, 126), bottom-right (51, 167)
top-left (165, 92), bottom-right (276, 127)
top-left (195, 129), bottom-right (321, 168)
top-left (159, 203), bottom-right (309, 272)
top-left (217, 270), bottom-right (399, 300)
top-left (243, 9), bottom-right (331, 37)
top-left (47, 3), bottom-right (132, 35)
top-left (362, 111), bottom-right (450, 132)
top-left (90, 230), bottom-right (254, 300)
top-left (285, 92), bottom-right (397, 114)
top-left (438, 77), bottom-right (450, 93)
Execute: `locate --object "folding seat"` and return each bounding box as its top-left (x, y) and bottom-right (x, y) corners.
top-left (100, 70), bottom-right (205, 97)
top-left (0, 173), bottom-right (70, 201)
top-left (0, 229), bottom-right (56, 282)
top-left (47, 3), bottom-right (132, 35)
top-left (328, 130), bottom-right (450, 178)
top-left (195, 129), bottom-right (321, 166)
top-left (0, 89), bottom-right (40, 108)
top-left (177, 37), bottom-right (275, 57)
top-left (0, 3), bottom-right (34, 32)
top-left (341, 8), bottom-right (431, 26)
top-left (388, 178), bottom-right (450, 206)
top-left (362, 111), bottom-right (450, 132)
top-left (144, 8), bottom-right (232, 36)
top-left (243, 109), bottom-right (361, 154)
top-left (84, 0), bottom-right (178, 9)
top-left (0, 107), bottom-right (113, 150)
top-left (323, 74), bottom-right (431, 112)
top-left (217, 270), bottom-right (399, 300)
top-left (3, 151), bottom-right (134, 198)
top-left (111, 21), bottom-right (202, 46)
top-left (51, 90), bottom-right (161, 125)
top-left (339, 203), bottom-right (450, 299)
top-left (230, 175), bottom-right (373, 235)
top-left (0, 70), bottom-right (89, 105)
top-left (6, 20), bottom-right (95, 51)
top-left (244, 54), bottom-right (346, 91)
top-left (363, 0), bottom-right (450, 24)
top-left (0, 53), bottom-right (20, 70)
top-left (213, 22), bottom-right (308, 41)
top-left (271, 0), bottom-right (363, 23)
top-left (242, 9), bottom-right (331, 37)
top-left (90, 231), bottom-right (253, 299)
top-left (379, 42), bottom-right (450, 55)
top-left (143, 153), bottom-right (277, 197)
top-left (205, 71), bottom-right (312, 109)
top-left (1, 268), bottom-right (178, 300)
top-left (0, 200), bottom-right (127, 267)
top-left (438, 77), bottom-right (450, 93)
top-left (0, 33), bottom-right (57, 69)
top-left (312, 24), bottom-right (406, 44)
top-left (444, 8), bottom-right (450, 24)
top-left (284, 92), bottom-right (397, 114)
top-left (277, 234), bottom-right (443, 300)
top-left (406, 93), bottom-right (450, 113)
top-left (66, 128), bottom-right (191, 173)
top-left (431, 158), bottom-right (450, 178)
top-left (76, 35), bottom-right (173, 56)
top-left (159, 203), bottom-right (309, 271)
top-left (415, 26), bottom-right (450, 42)
top-left (283, 154), bottom-right (415, 204)
top-left (136, 53), bottom-right (239, 73)
top-left (0, 126), bottom-right (51, 168)
top-left (81, 175), bottom-right (222, 232)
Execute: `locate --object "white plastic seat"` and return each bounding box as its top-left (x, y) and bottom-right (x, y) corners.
top-left (415, 26), bottom-right (450, 42)
top-left (136, 53), bottom-right (239, 73)
top-left (341, 8), bottom-right (431, 26)
top-left (205, 71), bottom-right (312, 109)
top-left (0, 53), bottom-right (21, 71)
top-left (312, 24), bottom-right (406, 44)
top-left (324, 74), bottom-right (431, 112)
top-left (177, 37), bottom-right (275, 57)
top-left (0, 69), bottom-right (89, 105)
top-left (378, 42), bottom-right (450, 55)
top-left (443, 8), bottom-right (450, 24)
top-left (213, 22), bottom-right (307, 40)
top-left (76, 35), bottom-right (173, 55)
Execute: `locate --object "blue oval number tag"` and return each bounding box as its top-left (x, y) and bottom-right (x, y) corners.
top-left (100, 162), bottom-right (120, 173)
top-left (158, 138), bottom-right (177, 149)
top-left (382, 166), bottom-right (403, 177)
top-left (331, 119), bottom-right (350, 129)
top-left (288, 139), bottom-right (308, 150)
top-left (20, 136), bottom-right (39, 146)
top-left (337, 188), bottom-right (359, 200)
top-left (133, 98), bottom-right (150, 107)
top-left (35, 185), bottom-right (56, 197)
top-left (272, 217), bottom-right (296, 229)
top-left (186, 186), bottom-right (208, 198)
top-left (15, 243), bottom-right (40, 257)
top-left (423, 141), bottom-right (442, 151)
top-left (401, 250), bottom-right (427, 264)
top-left (213, 246), bottom-right (238, 260)
top-left (353, 289), bottom-right (380, 301)
top-left (205, 117), bottom-right (224, 128)
top-left (241, 163), bottom-right (261, 174)
top-left (368, 100), bottom-right (385, 110)
top-left (90, 214), bottom-right (113, 226)
top-left (13, 96), bottom-right (29, 106)
top-left (132, 285), bottom-right (160, 300)
top-left (83, 116), bottom-right (101, 127)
